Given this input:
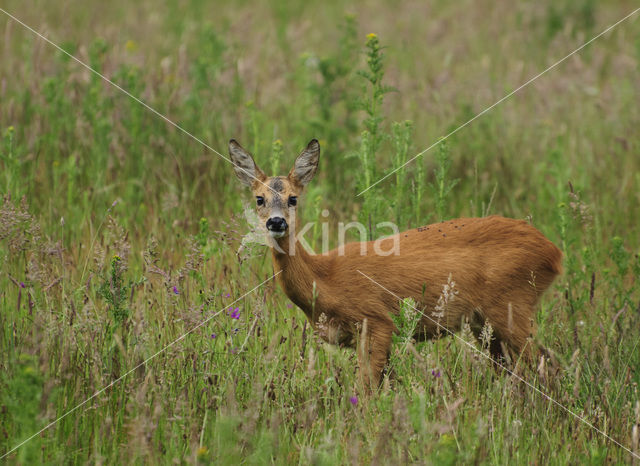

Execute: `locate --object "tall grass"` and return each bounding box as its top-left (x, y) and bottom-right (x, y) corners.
top-left (1, 0), bottom-right (640, 463)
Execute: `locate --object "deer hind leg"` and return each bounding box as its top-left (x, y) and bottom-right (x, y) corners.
top-left (491, 303), bottom-right (537, 365)
top-left (467, 309), bottom-right (509, 363)
top-left (356, 321), bottom-right (392, 391)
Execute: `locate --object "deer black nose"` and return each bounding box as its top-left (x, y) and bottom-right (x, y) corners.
top-left (266, 217), bottom-right (288, 232)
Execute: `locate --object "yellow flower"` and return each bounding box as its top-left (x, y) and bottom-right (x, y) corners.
top-left (196, 446), bottom-right (208, 457)
top-left (439, 433), bottom-right (456, 447)
top-left (366, 33), bottom-right (377, 40)
top-left (125, 40), bottom-right (138, 52)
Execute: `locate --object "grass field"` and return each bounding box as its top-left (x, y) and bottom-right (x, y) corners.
top-left (1, 0), bottom-right (640, 463)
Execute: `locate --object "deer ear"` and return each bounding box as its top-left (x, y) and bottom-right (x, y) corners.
top-left (289, 139), bottom-right (320, 187)
top-left (229, 139), bottom-right (266, 187)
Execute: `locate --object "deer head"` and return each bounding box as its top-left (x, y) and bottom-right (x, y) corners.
top-left (229, 139), bottom-right (320, 241)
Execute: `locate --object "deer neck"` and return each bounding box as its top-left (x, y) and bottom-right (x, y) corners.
top-left (270, 235), bottom-right (324, 320)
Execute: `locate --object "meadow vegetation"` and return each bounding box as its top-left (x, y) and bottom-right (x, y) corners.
top-left (1, 0), bottom-right (640, 463)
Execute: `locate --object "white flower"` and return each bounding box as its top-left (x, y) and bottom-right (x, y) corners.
top-left (432, 273), bottom-right (458, 319)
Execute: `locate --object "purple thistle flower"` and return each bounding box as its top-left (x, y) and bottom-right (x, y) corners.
top-left (210, 333), bottom-right (217, 339)
top-left (349, 396), bottom-right (358, 406)
top-left (224, 292), bottom-right (231, 298)
top-left (172, 286), bottom-right (179, 295)
top-left (230, 347), bottom-right (238, 354)
top-left (229, 307), bottom-right (240, 319)
top-left (431, 369), bottom-right (441, 378)
top-left (19, 282), bottom-right (26, 288)
top-left (286, 303), bottom-right (293, 309)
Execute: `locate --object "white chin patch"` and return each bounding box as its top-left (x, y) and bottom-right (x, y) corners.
top-left (269, 230), bottom-right (286, 238)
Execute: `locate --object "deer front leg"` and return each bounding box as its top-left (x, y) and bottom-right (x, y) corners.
top-left (356, 320), bottom-right (392, 390)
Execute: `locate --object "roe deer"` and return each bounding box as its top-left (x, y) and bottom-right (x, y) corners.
top-left (229, 138), bottom-right (563, 387)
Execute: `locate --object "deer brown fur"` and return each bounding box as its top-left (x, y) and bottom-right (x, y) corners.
top-left (229, 138), bottom-right (563, 387)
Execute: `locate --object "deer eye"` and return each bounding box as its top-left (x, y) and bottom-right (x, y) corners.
top-left (256, 196), bottom-right (265, 206)
top-left (288, 196), bottom-right (297, 207)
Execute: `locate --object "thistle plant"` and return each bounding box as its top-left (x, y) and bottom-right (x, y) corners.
top-left (358, 33), bottom-right (393, 155)
top-left (611, 236), bottom-right (630, 278)
top-left (391, 120), bottom-right (414, 227)
top-left (356, 33), bottom-right (395, 236)
top-left (414, 151), bottom-right (426, 225)
top-left (197, 217), bottom-right (210, 248)
top-left (196, 216), bottom-right (217, 260)
top-left (430, 140), bottom-right (459, 221)
top-left (98, 254), bottom-right (130, 326)
top-left (298, 14), bottom-right (358, 143)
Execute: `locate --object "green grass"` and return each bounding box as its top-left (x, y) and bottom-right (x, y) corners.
top-left (1, 0), bottom-right (640, 463)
